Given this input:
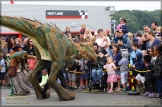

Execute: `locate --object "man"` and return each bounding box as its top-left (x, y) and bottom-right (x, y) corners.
top-left (22, 37), bottom-right (29, 51)
top-left (143, 25), bottom-right (151, 33)
top-left (114, 30), bottom-right (131, 50)
top-left (151, 22), bottom-right (158, 34)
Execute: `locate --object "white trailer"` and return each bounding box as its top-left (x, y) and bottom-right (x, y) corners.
top-left (1, 3), bottom-right (115, 34)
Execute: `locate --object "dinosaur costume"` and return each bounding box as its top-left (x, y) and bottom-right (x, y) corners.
top-left (0, 15), bottom-right (97, 101)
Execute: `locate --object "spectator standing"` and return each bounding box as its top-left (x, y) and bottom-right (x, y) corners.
top-left (104, 57), bottom-right (117, 93)
top-left (64, 26), bottom-right (71, 36)
top-left (112, 45), bottom-right (122, 91)
top-left (0, 53), bottom-right (6, 87)
top-left (26, 39), bottom-right (36, 72)
top-left (151, 22), bottom-right (158, 35)
top-left (7, 37), bottom-right (15, 53)
top-left (80, 24), bottom-right (86, 34)
top-left (118, 51), bottom-right (129, 92)
top-left (154, 45), bottom-right (162, 99)
top-left (145, 31), bottom-right (161, 53)
top-left (114, 29), bottom-right (131, 51)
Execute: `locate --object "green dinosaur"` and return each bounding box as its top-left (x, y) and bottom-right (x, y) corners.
top-left (0, 15), bottom-right (97, 101)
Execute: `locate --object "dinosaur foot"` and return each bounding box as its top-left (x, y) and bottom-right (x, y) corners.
top-left (59, 92), bottom-right (76, 101)
top-left (36, 92), bottom-right (50, 100)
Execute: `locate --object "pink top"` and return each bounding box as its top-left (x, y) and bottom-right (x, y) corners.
top-left (103, 63), bottom-right (116, 75)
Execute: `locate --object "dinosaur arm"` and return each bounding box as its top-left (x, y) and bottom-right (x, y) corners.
top-left (25, 54), bottom-right (36, 59)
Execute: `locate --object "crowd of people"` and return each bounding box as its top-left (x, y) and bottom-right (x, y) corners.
top-left (0, 17), bottom-right (162, 99)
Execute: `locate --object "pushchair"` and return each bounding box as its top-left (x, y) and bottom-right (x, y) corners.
top-left (88, 68), bottom-right (107, 92)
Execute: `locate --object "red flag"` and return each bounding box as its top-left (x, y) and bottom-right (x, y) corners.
top-left (10, 0), bottom-right (14, 4)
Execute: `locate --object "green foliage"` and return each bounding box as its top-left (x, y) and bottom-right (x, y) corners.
top-left (112, 9), bottom-right (162, 33)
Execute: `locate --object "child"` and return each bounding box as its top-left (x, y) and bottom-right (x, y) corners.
top-left (143, 55), bottom-right (155, 98)
top-left (118, 51), bottom-right (129, 92)
top-left (67, 59), bottom-right (77, 91)
top-left (39, 68), bottom-right (48, 88)
top-left (64, 26), bottom-right (71, 36)
top-left (103, 37), bottom-right (110, 53)
top-left (0, 53), bottom-right (6, 87)
top-left (134, 52), bottom-right (145, 93)
top-left (104, 57), bottom-right (117, 93)
top-left (154, 45), bottom-right (162, 99)
top-left (112, 45), bottom-right (122, 91)
top-left (150, 47), bottom-right (157, 66)
top-left (155, 26), bottom-right (162, 41)
top-left (78, 59), bottom-right (89, 90)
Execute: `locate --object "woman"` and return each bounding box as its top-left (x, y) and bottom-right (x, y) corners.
top-left (15, 38), bottom-right (23, 47)
top-left (9, 44), bottom-right (37, 95)
top-left (135, 31), bottom-right (143, 49)
top-left (7, 37), bottom-right (15, 53)
top-left (26, 39), bottom-right (36, 71)
top-left (145, 31), bottom-right (161, 53)
top-left (128, 32), bottom-right (133, 45)
top-left (84, 28), bottom-right (92, 39)
top-left (80, 24), bottom-right (86, 34)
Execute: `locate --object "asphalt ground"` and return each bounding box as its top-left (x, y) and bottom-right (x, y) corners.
top-left (1, 87), bottom-right (162, 107)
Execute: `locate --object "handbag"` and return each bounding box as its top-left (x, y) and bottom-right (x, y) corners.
top-left (7, 66), bottom-right (17, 77)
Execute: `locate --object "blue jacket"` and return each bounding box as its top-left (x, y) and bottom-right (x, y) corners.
top-left (135, 52), bottom-right (145, 76)
top-left (130, 49), bottom-right (142, 66)
top-left (114, 35), bottom-right (131, 49)
top-left (120, 24), bottom-right (128, 34)
top-left (112, 52), bottom-right (122, 67)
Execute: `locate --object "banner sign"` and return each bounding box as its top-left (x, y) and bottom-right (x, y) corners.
top-left (46, 10), bottom-right (88, 19)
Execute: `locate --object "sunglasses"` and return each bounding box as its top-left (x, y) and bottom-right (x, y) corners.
top-left (30, 41), bottom-right (33, 42)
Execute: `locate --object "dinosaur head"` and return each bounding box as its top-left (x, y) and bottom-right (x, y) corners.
top-left (78, 43), bottom-right (97, 62)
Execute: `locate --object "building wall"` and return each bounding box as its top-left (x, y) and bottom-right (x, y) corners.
top-left (1, 4), bottom-right (113, 33)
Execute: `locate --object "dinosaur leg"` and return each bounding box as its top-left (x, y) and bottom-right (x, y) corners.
top-left (28, 60), bottom-right (46, 99)
top-left (47, 61), bottom-right (75, 101)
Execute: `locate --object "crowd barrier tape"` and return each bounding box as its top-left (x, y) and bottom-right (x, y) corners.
top-left (69, 71), bottom-right (85, 74)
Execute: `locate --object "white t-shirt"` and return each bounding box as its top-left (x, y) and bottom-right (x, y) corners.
top-left (95, 37), bottom-right (110, 47)
top-left (0, 59), bottom-right (6, 73)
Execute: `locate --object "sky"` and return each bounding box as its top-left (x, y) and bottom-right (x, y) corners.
top-left (1, 1), bottom-right (161, 11)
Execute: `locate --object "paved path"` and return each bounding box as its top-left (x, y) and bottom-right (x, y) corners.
top-left (1, 87), bottom-right (162, 107)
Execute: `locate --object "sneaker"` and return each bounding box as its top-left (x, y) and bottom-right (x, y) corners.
top-left (147, 93), bottom-right (154, 98)
top-left (78, 86), bottom-right (83, 91)
top-left (116, 88), bottom-right (121, 92)
top-left (1, 85), bottom-right (6, 88)
top-left (108, 89), bottom-right (113, 93)
top-left (126, 87), bottom-right (131, 91)
top-left (74, 85), bottom-right (77, 89)
top-left (122, 88), bottom-right (126, 92)
top-left (143, 92), bottom-right (150, 96)
top-left (155, 94), bottom-right (160, 98)
top-left (86, 86), bottom-right (89, 90)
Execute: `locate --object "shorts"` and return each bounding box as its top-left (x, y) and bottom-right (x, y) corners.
top-left (115, 69), bottom-right (121, 79)
top-left (0, 72), bottom-right (6, 80)
top-left (80, 70), bottom-right (89, 80)
top-left (135, 73), bottom-right (145, 83)
top-left (107, 74), bottom-right (117, 82)
top-left (121, 72), bottom-right (128, 84)
top-left (68, 72), bottom-right (76, 81)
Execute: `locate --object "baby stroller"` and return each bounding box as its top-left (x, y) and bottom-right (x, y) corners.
top-left (88, 68), bottom-right (107, 92)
